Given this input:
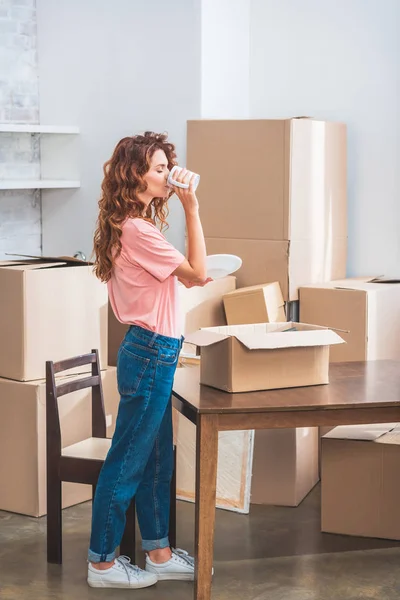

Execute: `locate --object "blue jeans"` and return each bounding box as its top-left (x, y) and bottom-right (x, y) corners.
top-left (88, 325), bottom-right (182, 563)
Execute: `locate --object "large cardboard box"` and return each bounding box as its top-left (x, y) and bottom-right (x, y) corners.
top-left (251, 428), bottom-right (319, 507)
top-left (0, 367), bottom-right (119, 517)
top-left (321, 424), bottom-right (400, 540)
top-left (188, 118), bottom-right (347, 300)
top-left (108, 277), bottom-right (236, 365)
top-left (223, 282), bottom-right (285, 325)
top-left (299, 278), bottom-right (400, 362)
top-left (0, 257), bottom-right (108, 381)
top-left (186, 322), bottom-right (344, 393)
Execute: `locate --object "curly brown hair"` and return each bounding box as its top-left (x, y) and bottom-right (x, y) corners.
top-left (93, 131), bottom-right (177, 282)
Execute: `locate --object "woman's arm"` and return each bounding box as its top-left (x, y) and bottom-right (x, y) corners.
top-left (172, 170), bottom-right (207, 283)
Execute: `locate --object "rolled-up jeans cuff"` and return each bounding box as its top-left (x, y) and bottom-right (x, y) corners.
top-left (88, 548), bottom-right (117, 563)
top-left (142, 536), bottom-right (170, 551)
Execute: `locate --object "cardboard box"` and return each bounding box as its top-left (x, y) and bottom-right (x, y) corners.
top-left (108, 301), bottom-right (128, 367)
top-left (186, 322), bottom-right (344, 393)
top-left (188, 119), bottom-right (347, 242)
top-left (173, 360), bottom-right (254, 513)
top-left (0, 367), bottom-right (119, 517)
top-left (188, 118), bottom-right (347, 300)
top-left (108, 277), bottom-right (236, 365)
top-left (321, 423), bottom-right (400, 540)
top-left (0, 257), bottom-right (108, 381)
top-left (205, 236), bottom-right (348, 301)
top-left (300, 278), bottom-right (400, 362)
top-left (251, 427), bottom-right (319, 507)
top-left (223, 282), bottom-right (285, 325)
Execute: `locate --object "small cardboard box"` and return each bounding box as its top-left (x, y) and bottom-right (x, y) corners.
top-left (223, 282), bottom-right (285, 326)
top-left (299, 278), bottom-right (400, 362)
top-left (321, 423), bottom-right (400, 540)
top-left (251, 427), bottom-right (319, 507)
top-left (108, 276), bottom-right (236, 365)
top-left (0, 367), bottom-right (119, 517)
top-left (186, 322), bottom-right (344, 393)
top-left (0, 256), bottom-right (108, 381)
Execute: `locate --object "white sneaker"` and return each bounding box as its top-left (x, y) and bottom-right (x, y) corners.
top-left (87, 555), bottom-right (158, 589)
top-left (146, 548), bottom-right (214, 581)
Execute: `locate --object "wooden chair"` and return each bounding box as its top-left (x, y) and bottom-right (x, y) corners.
top-left (46, 349), bottom-right (177, 564)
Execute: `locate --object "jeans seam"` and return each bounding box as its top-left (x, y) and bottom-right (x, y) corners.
top-left (152, 433), bottom-right (161, 541)
top-left (100, 361), bottom-right (156, 559)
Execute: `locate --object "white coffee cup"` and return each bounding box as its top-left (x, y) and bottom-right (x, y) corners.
top-left (167, 165), bottom-right (200, 191)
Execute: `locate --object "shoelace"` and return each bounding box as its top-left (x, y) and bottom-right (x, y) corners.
top-left (171, 548), bottom-right (195, 567)
top-left (117, 556), bottom-right (143, 580)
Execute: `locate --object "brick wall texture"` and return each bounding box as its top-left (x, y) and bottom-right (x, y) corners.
top-left (0, 0), bottom-right (41, 259)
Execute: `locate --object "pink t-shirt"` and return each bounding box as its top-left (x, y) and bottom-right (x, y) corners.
top-left (108, 218), bottom-right (185, 339)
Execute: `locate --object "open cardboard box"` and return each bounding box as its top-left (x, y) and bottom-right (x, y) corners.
top-left (186, 322), bottom-right (344, 393)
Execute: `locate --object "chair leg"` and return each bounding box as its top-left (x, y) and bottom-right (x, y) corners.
top-left (169, 445), bottom-right (177, 549)
top-left (120, 498), bottom-right (136, 562)
top-left (47, 474), bottom-right (62, 564)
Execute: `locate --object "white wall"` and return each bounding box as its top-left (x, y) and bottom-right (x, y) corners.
top-left (36, 0), bottom-right (201, 257)
top-left (250, 0), bottom-right (400, 277)
top-left (201, 0), bottom-right (250, 117)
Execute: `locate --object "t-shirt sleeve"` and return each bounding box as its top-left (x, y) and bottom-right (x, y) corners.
top-left (123, 219), bottom-right (185, 281)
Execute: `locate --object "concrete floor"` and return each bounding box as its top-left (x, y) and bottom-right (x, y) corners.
top-left (1, 485), bottom-right (400, 600)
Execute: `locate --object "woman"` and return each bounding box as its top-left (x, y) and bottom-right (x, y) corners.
top-left (88, 132), bottom-right (209, 589)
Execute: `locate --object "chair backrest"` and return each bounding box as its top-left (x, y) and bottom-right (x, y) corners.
top-left (46, 349), bottom-right (106, 457)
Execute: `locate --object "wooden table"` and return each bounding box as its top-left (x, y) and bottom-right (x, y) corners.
top-left (172, 360), bottom-right (400, 600)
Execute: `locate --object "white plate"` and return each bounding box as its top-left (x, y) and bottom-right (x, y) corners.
top-left (206, 254), bottom-right (242, 279)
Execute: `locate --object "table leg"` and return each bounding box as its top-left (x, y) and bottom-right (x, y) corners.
top-left (194, 414), bottom-right (219, 600)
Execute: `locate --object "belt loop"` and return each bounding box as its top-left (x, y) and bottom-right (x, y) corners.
top-left (149, 332), bottom-right (158, 348)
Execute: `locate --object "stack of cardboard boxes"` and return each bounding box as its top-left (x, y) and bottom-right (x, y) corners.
top-left (185, 117), bottom-right (348, 508)
top-left (300, 279), bottom-right (400, 538)
top-left (0, 257), bottom-right (119, 517)
top-left (187, 118), bottom-right (347, 303)
top-left (185, 117), bottom-right (400, 536)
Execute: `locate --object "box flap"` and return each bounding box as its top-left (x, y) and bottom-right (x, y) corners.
top-left (184, 329), bottom-right (231, 347)
top-left (369, 276), bottom-right (400, 284)
top-left (185, 322), bottom-right (344, 350)
top-left (0, 260), bottom-right (30, 267)
top-left (234, 328), bottom-right (344, 350)
top-left (323, 423), bottom-right (397, 441)
top-left (5, 253), bottom-right (91, 265)
top-left (374, 424), bottom-right (400, 446)
top-left (1, 262), bottom-right (68, 271)
top-left (300, 278), bottom-right (400, 293)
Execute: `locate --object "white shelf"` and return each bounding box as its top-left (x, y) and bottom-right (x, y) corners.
top-left (0, 180), bottom-right (81, 190)
top-left (0, 124), bottom-right (79, 134)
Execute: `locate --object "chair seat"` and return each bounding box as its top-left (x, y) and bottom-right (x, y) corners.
top-left (62, 437), bottom-right (111, 461)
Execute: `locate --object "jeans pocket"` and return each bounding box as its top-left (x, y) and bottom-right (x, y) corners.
top-left (117, 344), bottom-right (151, 396)
top-left (158, 347), bottom-right (179, 366)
